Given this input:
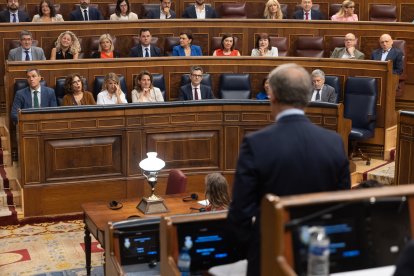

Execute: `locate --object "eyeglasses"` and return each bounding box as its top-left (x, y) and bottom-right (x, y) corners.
top-left (347, 6), bottom-right (355, 8)
top-left (191, 74), bottom-right (203, 78)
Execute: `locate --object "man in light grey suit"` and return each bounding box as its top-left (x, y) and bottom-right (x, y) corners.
top-left (8, 30), bottom-right (46, 61)
top-left (11, 68), bottom-right (57, 123)
top-left (311, 69), bottom-right (336, 103)
top-left (331, 33), bottom-right (364, 60)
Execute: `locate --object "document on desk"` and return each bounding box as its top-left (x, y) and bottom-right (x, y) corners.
top-left (331, 265), bottom-right (395, 276)
top-left (198, 199), bottom-right (209, 206)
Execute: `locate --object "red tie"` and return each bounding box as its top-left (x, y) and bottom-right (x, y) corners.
top-left (305, 12), bottom-right (309, 20)
top-left (194, 87), bottom-right (199, 100)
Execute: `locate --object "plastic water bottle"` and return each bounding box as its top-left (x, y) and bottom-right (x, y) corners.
top-left (178, 236), bottom-right (193, 276)
top-left (307, 226), bottom-right (330, 276)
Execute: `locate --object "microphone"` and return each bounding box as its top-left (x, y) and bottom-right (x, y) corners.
top-left (190, 207), bottom-right (206, 212)
top-left (183, 193), bottom-right (199, 202)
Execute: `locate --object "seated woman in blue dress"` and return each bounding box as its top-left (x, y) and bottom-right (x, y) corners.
top-left (256, 77), bottom-right (270, 100)
top-left (172, 32), bottom-right (202, 56)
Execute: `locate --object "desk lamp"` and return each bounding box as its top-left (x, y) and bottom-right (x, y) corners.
top-left (137, 152), bottom-right (168, 214)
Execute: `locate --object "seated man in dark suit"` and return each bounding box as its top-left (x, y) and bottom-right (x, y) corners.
top-left (292, 0), bottom-right (324, 20)
top-left (0, 0), bottom-right (30, 22)
top-left (182, 0), bottom-right (218, 19)
top-left (371, 33), bottom-right (403, 75)
top-left (8, 30), bottom-right (46, 61)
top-left (311, 69), bottom-right (336, 103)
top-left (146, 0), bottom-right (176, 19)
top-left (69, 0), bottom-right (104, 21)
top-left (129, 28), bottom-right (162, 57)
top-left (179, 66), bottom-right (213, 100)
top-left (227, 63), bottom-right (350, 276)
top-left (11, 69), bottom-right (57, 123)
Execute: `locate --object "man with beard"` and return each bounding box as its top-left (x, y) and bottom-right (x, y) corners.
top-left (69, 0), bottom-right (103, 21)
top-left (0, 0), bottom-right (30, 22)
top-left (182, 0), bottom-right (218, 18)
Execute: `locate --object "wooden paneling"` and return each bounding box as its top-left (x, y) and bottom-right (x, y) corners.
top-left (396, 111), bottom-right (414, 185)
top-left (18, 101), bottom-right (349, 216)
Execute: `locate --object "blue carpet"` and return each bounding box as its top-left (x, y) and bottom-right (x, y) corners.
top-left (34, 266), bottom-right (104, 276)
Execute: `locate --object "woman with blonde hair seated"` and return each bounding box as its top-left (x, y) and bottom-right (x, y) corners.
top-left (32, 0), bottom-right (64, 22)
top-left (131, 71), bottom-right (164, 103)
top-left (263, 0), bottom-right (283, 19)
top-left (50, 31), bottom-right (81, 60)
top-left (331, 0), bottom-right (358, 21)
top-left (97, 73), bottom-right (128, 105)
top-left (62, 73), bottom-right (96, 106)
top-left (205, 173), bottom-right (231, 211)
top-left (91, 34), bottom-right (120, 59)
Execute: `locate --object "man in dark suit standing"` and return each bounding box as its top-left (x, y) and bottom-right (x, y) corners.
top-left (11, 69), bottom-right (57, 123)
top-left (311, 69), bottom-right (336, 103)
top-left (146, 0), bottom-right (176, 19)
top-left (8, 30), bottom-right (46, 61)
top-left (182, 0), bottom-right (218, 18)
top-left (227, 63), bottom-right (350, 276)
top-left (179, 66), bottom-right (213, 100)
top-left (292, 0), bottom-right (324, 20)
top-left (129, 29), bottom-right (162, 57)
top-left (0, 0), bottom-right (30, 22)
top-left (371, 33), bottom-right (403, 75)
top-left (69, 0), bottom-right (104, 21)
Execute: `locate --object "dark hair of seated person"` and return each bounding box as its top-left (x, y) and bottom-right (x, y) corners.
top-left (205, 173), bottom-right (231, 211)
top-left (352, 179), bottom-right (383, 189)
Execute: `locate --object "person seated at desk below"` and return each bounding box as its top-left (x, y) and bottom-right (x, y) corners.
top-left (251, 33), bottom-right (278, 57)
top-left (50, 31), bottom-right (81, 60)
top-left (97, 73), bottom-right (127, 105)
top-left (131, 70), bottom-right (164, 103)
top-left (146, 0), bottom-right (176, 19)
top-left (0, 0), bottom-right (30, 22)
top-left (205, 173), bottom-right (230, 211)
top-left (179, 65), bottom-right (213, 100)
top-left (172, 32), bottom-right (202, 56)
top-left (394, 240), bottom-right (414, 276)
top-left (32, 0), bottom-right (64, 22)
top-left (91, 34), bottom-right (120, 58)
top-left (256, 77), bottom-right (270, 100)
top-left (182, 0), bottom-right (218, 19)
top-left (292, 0), bottom-right (324, 20)
top-left (330, 33), bottom-right (364, 59)
top-left (331, 0), bottom-right (358, 21)
top-left (129, 28), bottom-right (162, 57)
top-left (62, 73), bottom-right (96, 106)
top-left (263, 0), bottom-right (283, 19)
top-left (11, 69), bottom-right (57, 123)
top-left (109, 0), bottom-right (138, 21)
top-left (371, 33), bottom-right (403, 75)
top-left (8, 30), bottom-right (46, 61)
top-left (213, 33), bottom-right (240, 56)
top-left (311, 69), bottom-right (336, 103)
top-left (69, 0), bottom-right (104, 21)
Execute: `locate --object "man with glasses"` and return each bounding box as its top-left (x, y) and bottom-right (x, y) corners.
top-left (8, 30), bottom-right (46, 61)
top-left (0, 0), bottom-right (30, 22)
top-left (179, 66), bottom-right (213, 100)
top-left (331, 33), bottom-right (364, 59)
top-left (146, 0), bottom-right (176, 19)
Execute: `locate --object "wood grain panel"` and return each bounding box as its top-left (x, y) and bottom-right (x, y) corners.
top-left (396, 111), bottom-right (414, 185)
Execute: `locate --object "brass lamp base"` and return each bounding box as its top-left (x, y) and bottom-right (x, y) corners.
top-left (137, 196), bottom-right (169, 214)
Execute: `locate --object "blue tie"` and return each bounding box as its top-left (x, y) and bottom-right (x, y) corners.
top-left (83, 9), bottom-right (89, 21)
top-left (12, 13), bottom-right (16, 22)
top-left (25, 50), bottom-right (30, 61)
top-left (145, 48), bottom-right (150, 57)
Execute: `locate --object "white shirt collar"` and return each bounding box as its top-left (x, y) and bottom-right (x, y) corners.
top-left (276, 108), bottom-right (305, 121)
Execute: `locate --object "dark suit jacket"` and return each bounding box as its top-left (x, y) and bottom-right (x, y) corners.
top-left (69, 7), bottom-right (103, 21)
top-left (0, 10), bottom-right (30, 22)
top-left (395, 240), bottom-right (414, 276)
top-left (292, 9), bottom-right (324, 20)
top-left (146, 8), bottom-right (176, 19)
top-left (129, 44), bottom-right (162, 57)
top-left (11, 86), bottom-right (57, 123)
top-left (371, 47), bottom-right (404, 75)
top-left (182, 5), bottom-right (218, 18)
top-left (179, 84), bottom-right (213, 100)
top-left (227, 114), bottom-right (350, 276)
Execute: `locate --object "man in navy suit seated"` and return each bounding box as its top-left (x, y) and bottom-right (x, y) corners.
top-left (69, 0), bottom-right (104, 21)
top-left (0, 0), bottom-right (30, 22)
top-left (227, 63), bottom-right (350, 276)
top-left (182, 0), bottom-right (218, 19)
top-left (179, 66), bottom-right (213, 100)
top-left (292, 0), bottom-right (324, 20)
top-left (129, 29), bottom-right (162, 57)
top-left (371, 33), bottom-right (404, 75)
top-left (11, 69), bottom-right (57, 123)
top-left (146, 0), bottom-right (176, 19)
